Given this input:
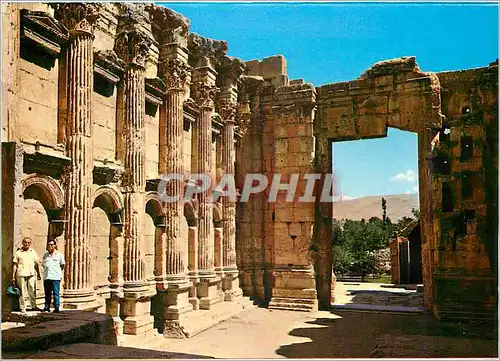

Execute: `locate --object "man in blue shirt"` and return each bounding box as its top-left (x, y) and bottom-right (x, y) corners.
top-left (42, 239), bottom-right (65, 313)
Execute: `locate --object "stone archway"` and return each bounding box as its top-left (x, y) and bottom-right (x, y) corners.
top-left (91, 185), bottom-right (124, 311)
top-left (21, 174), bottom-right (65, 306)
top-left (314, 57), bottom-right (443, 311)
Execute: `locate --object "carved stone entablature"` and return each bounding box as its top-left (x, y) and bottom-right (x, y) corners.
top-left (146, 4), bottom-right (190, 45)
top-left (159, 59), bottom-right (190, 91)
top-left (23, 148), bottom-right (71, 179)
top-left (192, 82), bottom-right (219, 109)
top-left (145, 77), bottom-right (166, 106)
top-left (218, 56), bottom-right (246, 87)
top-left (94, 50), bottom-right (125, 84)
top-left (53, 3), bottom-right (101, 35)
top-left (20, 9), bottom-right (69, 57)
top-left (93, 161), bottom-right (124, 186)
top-left (115, 29), bottom-right (152, 68)
top-left (188, 33), bottom-right (228, 68)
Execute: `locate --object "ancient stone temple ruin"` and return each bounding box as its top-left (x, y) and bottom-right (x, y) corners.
top-left (2, 2), bottom-right (497, 338)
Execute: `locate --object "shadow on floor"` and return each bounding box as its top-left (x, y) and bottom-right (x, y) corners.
top-left (275, 310), bottom-right (497, 358)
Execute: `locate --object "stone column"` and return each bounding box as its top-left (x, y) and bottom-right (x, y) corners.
top-left (115, 25), bottom-right (154, 336)
top-left (54, 4), bottom-right (99, 309)
top-left (160, 57), bottom-right (193, 322)
top-left (192, 63), bottom-right (221, 309)
top-left (219, 100), bottom-right (243, 301)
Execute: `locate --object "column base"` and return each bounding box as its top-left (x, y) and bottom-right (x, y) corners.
top-left (121, 283), bottom-right (156, 336)
top-left (222, 271), bottom-right (243, 301)
top-left (165, 281), bottom-right (193, 321)
top-left (197, 276), bottom-right (222, 310)
top-left (62, 289), bottom-right (101, 311)
top-left (269, 268), bottom-right (318, 312)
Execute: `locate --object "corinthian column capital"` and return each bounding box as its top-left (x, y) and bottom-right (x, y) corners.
top-left (53, 3), bottom-right (101, 35)
top-left (193, 82), bottom-right (218, 109)
top-left (160, 59), bottom-right (190, 92)
top-left (219, 102), bottom-right (238, 123)
top-left (115, 29), bottom-right (151, 68)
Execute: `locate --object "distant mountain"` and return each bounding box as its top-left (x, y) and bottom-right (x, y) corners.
top-left (333, 194), bottom-right (419, 221)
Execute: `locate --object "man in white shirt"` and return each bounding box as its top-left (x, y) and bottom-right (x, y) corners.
top-left (12, 237), bottom-right (41, 313)
top-left (42, 238), bottom-right (65, 313)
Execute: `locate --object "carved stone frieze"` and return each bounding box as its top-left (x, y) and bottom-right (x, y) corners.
top-left (188, 33), bottom-right (227, 67)
top-left (146, 4), bottom-right (190, 45)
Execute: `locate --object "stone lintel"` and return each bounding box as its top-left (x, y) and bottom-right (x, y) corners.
top-left (93, 162), bottom-right (124, 186)
top-left (20, 9), bottom-right (69, 57)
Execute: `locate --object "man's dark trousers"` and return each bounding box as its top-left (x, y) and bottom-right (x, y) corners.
top-left (43, 280), bottom-right (60, 310)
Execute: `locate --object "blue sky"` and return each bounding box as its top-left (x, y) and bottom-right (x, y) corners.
top-left (161, 2), bottom-right (498, 198)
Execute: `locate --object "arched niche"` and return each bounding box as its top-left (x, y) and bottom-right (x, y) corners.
top-left (91, 186), bottom-right (124, 300)
top-left (144, 192), bottom-right (165, 283)
top-left (21, 174), bottom-right (65, 305)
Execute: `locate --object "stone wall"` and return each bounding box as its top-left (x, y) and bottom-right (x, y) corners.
top-left (1, 2), bottom-right (497, 327)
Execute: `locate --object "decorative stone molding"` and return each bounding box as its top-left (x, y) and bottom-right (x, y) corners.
top-left (20, 9), bottom-right (69, 56)
top-left (23, 149), bottom-right (71, 179)
top-left (145, 191), bottom-right (166, 216)
top-left (184, 199), bottom-right (198, 227)
top-left (21, 174), bottom-right (65, 210)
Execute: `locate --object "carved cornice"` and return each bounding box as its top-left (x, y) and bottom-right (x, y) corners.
top-left (146, 4), bottom-right (190, 45)
top-left (145, 77), bottom-right (166, 106)
top-left (188, 33), bottom-right (227, 68)
top-left (93, 162), bottom-right (124, 186)
top-left (53, 3), bottom-right (101, 35)
top-left (160, 59), bottom-right (190, 91)
top-left (192, 82), bottom-right (219, 109)
top-left (114, 29), bottom-right (152, 68)
top-left (94, 50), bottom-right (125, 84)
top-left (20, 10), bottom-right (69, 56)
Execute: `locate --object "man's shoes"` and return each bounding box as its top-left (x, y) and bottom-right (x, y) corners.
top-left (42, 308), bottom-right (50, 313)
top-left (52, 309), bottom-right (60, 313)
top-left (20, 309), bottom-right (27, 314)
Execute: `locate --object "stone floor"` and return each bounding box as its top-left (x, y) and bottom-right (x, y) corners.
top-left (333, 282), bottom-right (424, 310)
top-left (143, 307), bottom-right (497, 358)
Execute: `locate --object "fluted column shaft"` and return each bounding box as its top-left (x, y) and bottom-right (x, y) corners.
top-left (222, 118), bottom-right (237, 271)
top-left (64, 32), bottom-right (94, 295)
top-left (164, 87), bottom-right (187, 280)
top-left (122, 64), bottom-right (146, 283)
top-left (198, 103), bottom-right (215, 277)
